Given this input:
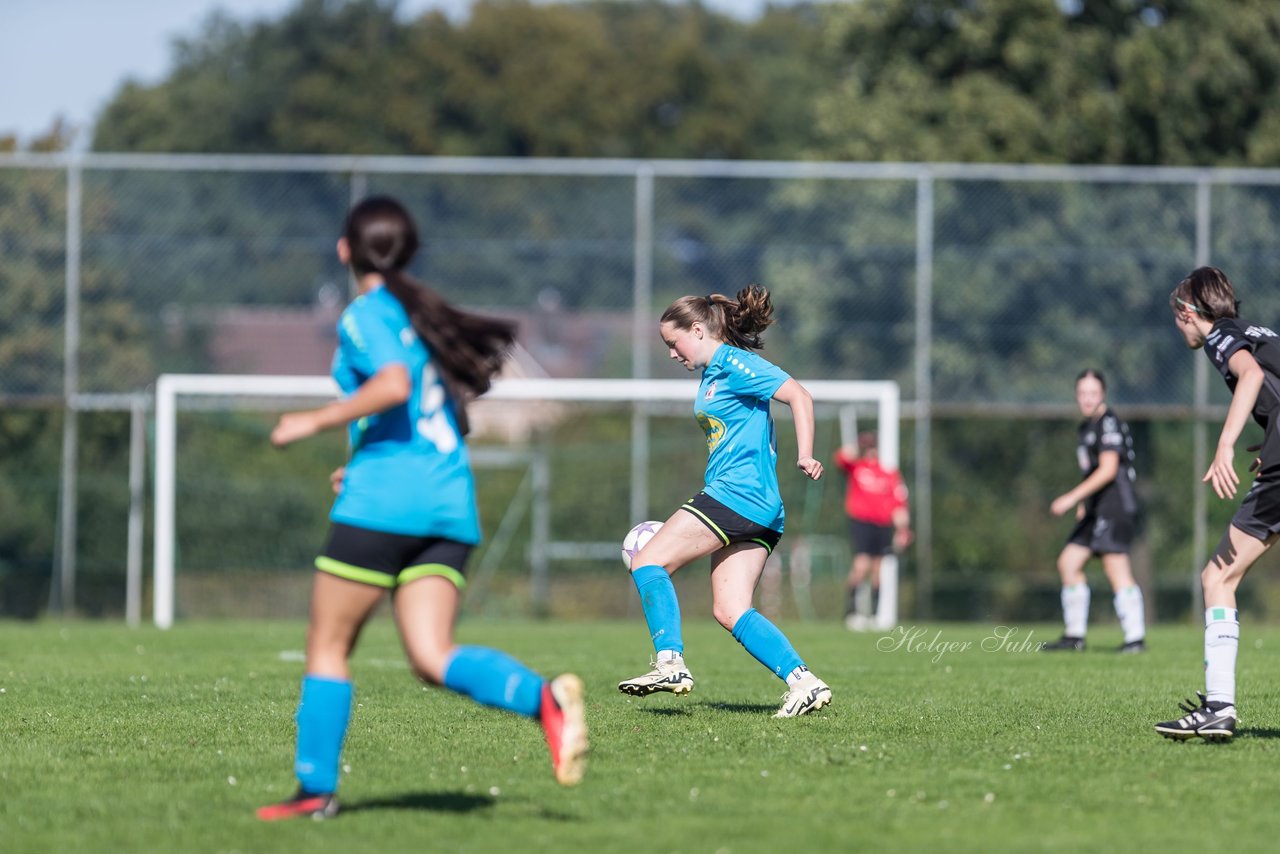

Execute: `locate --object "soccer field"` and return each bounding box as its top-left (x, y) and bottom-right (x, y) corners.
top-left (3, 618), bottom-right (1278, 853)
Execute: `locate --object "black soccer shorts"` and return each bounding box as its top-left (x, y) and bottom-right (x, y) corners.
top-left (680, 491), bottom-right (782, 553)
top-left (315, 522), bottom-right (471, 589)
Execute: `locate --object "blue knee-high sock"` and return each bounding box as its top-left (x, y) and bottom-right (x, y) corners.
top-left (294, 674), bottom-right (353, 795)
top-left (443, 645), bottom-right (545, 717)
top-left (731, 608), bottom-right (804, 681)
top-left (632, 564), bottom-right (683, 654)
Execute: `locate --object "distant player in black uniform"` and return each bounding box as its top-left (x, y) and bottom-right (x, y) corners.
top-left (1043, 369), bottom-right (1147, 653)
top-left (1155, 266), bottom-right (1280, 742)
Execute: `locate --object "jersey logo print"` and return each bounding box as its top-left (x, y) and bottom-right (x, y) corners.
top-left (1245, 325), bottom-right (1278, 339)
top-left (704, 380), bottom-right (718, 401)
top-left (696, 412), bottom-right (727, 453)
top-left (341, 313), bottom-right (368, 352)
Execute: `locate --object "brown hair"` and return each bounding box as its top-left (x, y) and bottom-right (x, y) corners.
top-left (660, 283), bottom-right (775, 350)
top-left (1170, 266), bottom-right (1240, 321)
top-left (343, 196), bottom-right (516, 435)
top-left (1075, 368), bottom-right (1106, 392)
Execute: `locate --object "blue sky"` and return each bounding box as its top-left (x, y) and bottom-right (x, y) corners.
top-left (1, 0), bottom-right (782, 146)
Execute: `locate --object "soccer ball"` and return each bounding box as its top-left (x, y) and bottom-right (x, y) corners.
top-left (621, 520), bottom-right (663, 568)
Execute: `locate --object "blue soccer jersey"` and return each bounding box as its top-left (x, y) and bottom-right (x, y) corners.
top-left (695, 344), bottom-right (791, 531)
top-left (328, 286), bottom-right (481, 543)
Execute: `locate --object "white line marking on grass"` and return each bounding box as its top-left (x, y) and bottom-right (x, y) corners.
top-left (276, 650), bottom-right (408, 669)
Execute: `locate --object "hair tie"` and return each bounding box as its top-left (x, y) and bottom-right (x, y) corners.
top-left (705, 294), bottom-right (715, 303)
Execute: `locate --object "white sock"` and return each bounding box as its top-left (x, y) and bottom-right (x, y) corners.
top-left (656, 649), bottom-right (683, 664)
top-left (1062, 583), bottom-right (1090, 638)
top-left (785, 666), bottom-right (810, 686)
top-left (1113, 585), bottom-right (1146, 643)
top-left (1204, 607), bottom-right (1239, 705)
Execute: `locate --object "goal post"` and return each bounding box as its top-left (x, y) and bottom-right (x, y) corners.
top-left (152, 374), bottom-right (900, 628)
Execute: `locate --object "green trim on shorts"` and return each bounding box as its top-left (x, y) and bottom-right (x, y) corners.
top-left (315, 556), bottom-right (396, 588)
top-left (681, 501), bottom-right (731, 545)
top-left (399, 563), bottom-right (466, 590)
top-left (749, 537), bottom-right (774, 554)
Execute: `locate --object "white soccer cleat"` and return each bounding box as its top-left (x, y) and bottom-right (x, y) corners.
top-left (844, 613), bottom-right (870, 632)
top-left (774, 671), bottom-right (832, 718)
top-left (617, 658), bottom-right (694, 696)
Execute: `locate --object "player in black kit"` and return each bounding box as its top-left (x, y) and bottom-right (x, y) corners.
top-left (1044, 369), bottom-right (1147, 653)
top-left (1155, 266), bottom-right (1280, 741)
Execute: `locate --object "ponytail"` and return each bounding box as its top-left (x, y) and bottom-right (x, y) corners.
top-left (345, 197), bottom-right (517, 435)
top-left (661, 283), bottom-right (775, 351)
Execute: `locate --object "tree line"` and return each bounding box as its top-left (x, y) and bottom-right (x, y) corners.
top-left (7, 0), bottom-right (1279, 167)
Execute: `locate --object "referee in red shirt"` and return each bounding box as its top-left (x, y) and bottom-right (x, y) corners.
top-left (834, 432), bottom-right (911, 630)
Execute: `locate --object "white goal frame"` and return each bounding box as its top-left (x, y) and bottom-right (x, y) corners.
top-left (153, 374), bottom-right (900, 629)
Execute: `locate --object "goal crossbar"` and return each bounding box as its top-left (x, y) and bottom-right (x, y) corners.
top-left (153, 374), bottom-right (900, 628)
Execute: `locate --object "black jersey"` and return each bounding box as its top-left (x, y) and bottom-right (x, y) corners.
top-left (1205, 317), bottom-right (1280, 431)
top-left (1076, 406), bottom-right (1138, 517)
top-left (1205, 317), bottom-right (1280, 480)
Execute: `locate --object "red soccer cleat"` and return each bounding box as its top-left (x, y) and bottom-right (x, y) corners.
top-left (256, 789), bottom-right (339, 821)
top-left (539, 673), bottom-right (588, 786)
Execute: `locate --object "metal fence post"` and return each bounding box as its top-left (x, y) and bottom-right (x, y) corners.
top-left (1191, 176), bottom-right (1211, 618)
top-left (914, 170), bottom-right (934, 619)
top-left (52, 157), bottom-right (83, 615)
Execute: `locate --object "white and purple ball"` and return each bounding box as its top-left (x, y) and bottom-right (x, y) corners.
top-left (621, 520), bottom-right (663, 568)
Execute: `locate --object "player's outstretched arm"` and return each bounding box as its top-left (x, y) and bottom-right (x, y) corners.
top-left (773, 378), bottom-right (823, 481)
top-left (1050, 451), bottom-right (1120, 516)
top-left (272, 364), bottom-right (412, 447)
top-left (1207, 350), bottom-right (1265, 499)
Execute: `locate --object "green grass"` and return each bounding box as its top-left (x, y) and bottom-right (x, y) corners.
top-left (3, 618), bottom-right (1280, 853)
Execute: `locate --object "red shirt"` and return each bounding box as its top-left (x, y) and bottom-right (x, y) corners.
top-left (834, 449), bottom-right (908, 526)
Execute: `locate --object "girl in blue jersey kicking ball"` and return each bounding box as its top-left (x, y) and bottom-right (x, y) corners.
top-left (618, 285), bottom-right (833, 718)
top-left (257, 197), bottom-right (587, 820)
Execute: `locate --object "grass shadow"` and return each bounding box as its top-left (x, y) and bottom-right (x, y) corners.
top-left (344, 791), bottom-right (494, 814)
top-left (1239, 728), bottom-right (1280, 740)
top-left (639, 706), bottom-right (693, 716)
top-left (698, 701), bottom-right (776, 715)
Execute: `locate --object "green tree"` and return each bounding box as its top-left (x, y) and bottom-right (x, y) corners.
top-left (815, 0), bottom-right (1280, 166)
top-left (91, 0), bottom-right (830, 159)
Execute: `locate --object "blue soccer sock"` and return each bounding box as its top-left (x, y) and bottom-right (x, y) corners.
top-left (294, 674), bottom-right (353, 795)
top-left (632, 564), bottom-right (684, 655)
top-left (731, 608), bottom-right (804, 681)
top-left (443, 645), bottom-right (545, 718)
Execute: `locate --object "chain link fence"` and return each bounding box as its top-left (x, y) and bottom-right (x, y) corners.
top-left (5, 154), bottom-right (1280, 623)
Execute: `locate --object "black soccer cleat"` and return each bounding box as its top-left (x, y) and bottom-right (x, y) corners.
top-left (256, 789), bottom-right (339, 821)
top-left (1041, 635), bottom-right (1085, 652)
top-left (1154, 691), bottom-right (1237, 742)
top-left (1117, 639), bottom-right (1147, 654)
top-left (1195, 701), bottom-right (1238, 742)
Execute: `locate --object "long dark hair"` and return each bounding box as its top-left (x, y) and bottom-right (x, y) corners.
top-left (343, 196), bottom-right (516, 435)
top-left (660, 283), bottom-right (775, 350)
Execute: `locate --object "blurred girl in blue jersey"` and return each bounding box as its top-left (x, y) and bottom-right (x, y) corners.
top-left (617, 285), bottom-right (833, 718)
top-left (256, 196), bottom-right (586, 821)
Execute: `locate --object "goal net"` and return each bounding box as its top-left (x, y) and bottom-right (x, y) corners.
top-left (152, 374), bottom-right (901, 629)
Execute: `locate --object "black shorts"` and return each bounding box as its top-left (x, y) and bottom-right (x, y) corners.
top-left (315, 522), bottom-right (471, 590)
top-left (1066, 513), bottom-right (1133, 556)
top-left (681, 491), bottom-right (782, 553)
top-left (1232, 476), bottom-right (1280, 541)
top-left (850, 519), bottom-right (894, 557)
